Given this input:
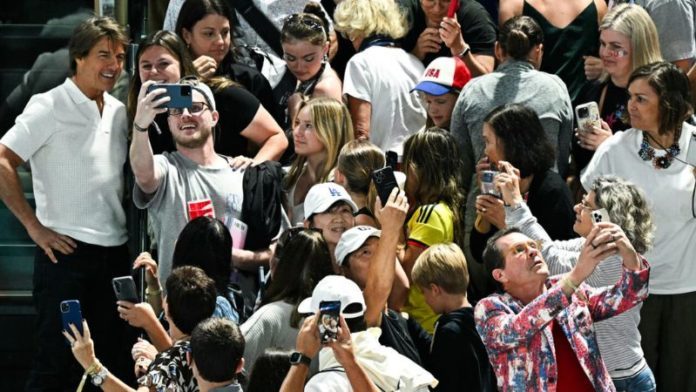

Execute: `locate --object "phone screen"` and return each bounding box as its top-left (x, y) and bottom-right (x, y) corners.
top-left (318, 300), bottom-right (341, 343)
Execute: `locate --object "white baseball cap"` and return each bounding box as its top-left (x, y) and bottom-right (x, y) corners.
top-left (335, 226), bottom-right (381, 266)
top-left (412, 56), bottom-right (472, 96)
top-left (297, 275), bottom-right (366, 319)
top-left (303, 183), bottom-right (358, 219)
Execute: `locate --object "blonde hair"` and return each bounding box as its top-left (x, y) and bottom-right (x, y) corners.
top-left (333, 0), bottom-right (408, 40)
top-left (337, 140), bottom-right (385, 195)
top-left (412, 243), bottom-right (469, 295)
top-left (284, 97), bottom-right (354, 189)
top-left (599, 4), bottom-right (662, 82)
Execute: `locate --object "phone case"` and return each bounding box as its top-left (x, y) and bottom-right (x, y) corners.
top-left (319, 300), bottom-right (341, 343)
top-left (146, 84), bottom-right (193, 109)
top-left (230, 218), bottom-right (248, 250)
top-left (112, 276), bottom-right (139, 303)
top-left (591, 208), bottom-right (611, 224)
top-left (372, 167), bottom-right (399, 206)
top-left (575, 102), bottom-right (601, 132)
top-left (60, 299), bottom-right (83, 336)
top-left (447, 0), bottom-right (460, 18)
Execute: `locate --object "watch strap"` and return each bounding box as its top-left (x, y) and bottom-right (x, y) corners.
top-left (290, 351), bottom-right (312, 366)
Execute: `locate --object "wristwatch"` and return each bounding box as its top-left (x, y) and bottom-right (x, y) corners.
top-left (289, 351), bottom-right (312, 367)
top-left (457, 45), bottom-right (471, 59)
top-left (90, 364), bottom-right (109, 387)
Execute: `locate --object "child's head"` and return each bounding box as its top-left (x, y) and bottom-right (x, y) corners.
top-left (411, 243), bottom-right (469, 313)
top-left (335, 140), bottom-right (385, 195)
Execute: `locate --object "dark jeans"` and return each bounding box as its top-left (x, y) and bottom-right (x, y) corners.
top-left (25, 240), bottom-right (134, 392)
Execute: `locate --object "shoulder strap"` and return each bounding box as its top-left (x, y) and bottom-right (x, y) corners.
top-left (231, 0), bottom-right (283, 55)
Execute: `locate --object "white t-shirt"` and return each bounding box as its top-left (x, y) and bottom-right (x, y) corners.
top-left (133, 152), bottom-right (244, 283)
top-left (343, 46), bottom-right (426, 155)
top-left (581, 124), bottom-right (696, 294)
top-left (0, 78), bottom-right (128, 246)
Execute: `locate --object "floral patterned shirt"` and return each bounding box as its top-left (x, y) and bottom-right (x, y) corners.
top-left (474, 261), bottom-right (650, 392)
top-left (138, 340), bottom-right (197, 392)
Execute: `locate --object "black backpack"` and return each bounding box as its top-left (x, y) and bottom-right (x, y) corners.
top-left (241, 160), bottom-right (286, 251)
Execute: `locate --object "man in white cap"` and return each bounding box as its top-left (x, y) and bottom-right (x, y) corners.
top-left (302, 182), bottom-right (359, 263)
top-left (412, 56), bottom-right (472, 130)
top-left (283, 275), bottom-right (438, 391)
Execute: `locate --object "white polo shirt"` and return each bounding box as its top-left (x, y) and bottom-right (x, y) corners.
top-left (0, 78), bottom-right (128, 246)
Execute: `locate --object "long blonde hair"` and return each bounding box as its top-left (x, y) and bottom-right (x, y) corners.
top-left (333, 0), bottom-right (408, 40)
top-left (284, 97), bottom-right (354, 189)
top-left (599, 4), bottom-right (662, 82)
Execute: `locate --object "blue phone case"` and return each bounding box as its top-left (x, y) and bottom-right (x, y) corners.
top-left (146, 84), bottom-right (193, 109)
top-left (60, 299), bottom-right (83, 336)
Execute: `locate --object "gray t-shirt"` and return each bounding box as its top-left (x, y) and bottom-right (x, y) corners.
top-left (133, 152), bottom-right (244, 282)
top-left (634, 0), bottom-right (696, 62)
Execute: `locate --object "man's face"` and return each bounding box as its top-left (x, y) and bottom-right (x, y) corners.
top-left (74, 37), bottom-right (125, 97)
top-left (167, 90), bottom-right (218, 149)
top-left (343, 237), bottom-right (379, 289)
top-left (493, 232), bottom-right (549, 290)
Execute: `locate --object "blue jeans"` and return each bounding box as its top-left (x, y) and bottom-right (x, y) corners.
top-left (613, 365), bottom-right (656, 392)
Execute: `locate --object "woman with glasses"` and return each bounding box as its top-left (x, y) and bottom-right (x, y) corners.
top-left (280, 6), bottom-right (342, 128)
top-left (283, 97), bottom-right (354, 225)
top-left (175, 0), bottom-right (283, 125)
top-left (333, 0), bottom-right (427, 157)
top-left (497, 165), bottom-right (657, 390)
top-left (573, 4), bottom-right (662, 173)
top-left (241, 228), bottom-right (333, 369)
top-left (582, 61), bottom-right (696, 391)
top-left (126, 30), bottom-right (286, 165)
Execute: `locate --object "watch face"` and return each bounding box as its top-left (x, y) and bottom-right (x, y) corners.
top-left (290, 352), bottom-right (310, 365)
top-left (92, 375), bottom-right (104, 386)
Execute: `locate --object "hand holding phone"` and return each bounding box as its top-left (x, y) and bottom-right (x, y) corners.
top-left (318, 300), bottom-right (341, 344)
top-left (591, 208), bottom-right (611, 224)
top-left (61, 300), bottom-right (83, 337)
top-left (372, 166), bottom-right (399, 206)
top-left (112, 276), bottom-right (140, 303)
top-left (575, 102), bottom-right (601, 132)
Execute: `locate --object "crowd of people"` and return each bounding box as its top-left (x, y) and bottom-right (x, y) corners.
top-left (0, 0), bottom-right (695, 391)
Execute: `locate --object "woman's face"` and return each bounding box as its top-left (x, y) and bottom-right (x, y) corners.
top-left (420, 92), bottom-right (458, 128)
top-left (282, 39), bottom-right (327, 82)
top-left (293, 106), bottom-right (325, 156)
top-left (183, 13), bottom-right (231, 64)
top-left (138, 45), bottom-right (182, 83)
top-left (573, 191), bottom-right (598, 237)
top-left (420, 0), bottom-right (452, 27)
top-left (628, 77), bottom-right (660, 133)
top-left (599, 29), bottom-right (632, 81)
top-left (482, 122), bottom-right (505, 164)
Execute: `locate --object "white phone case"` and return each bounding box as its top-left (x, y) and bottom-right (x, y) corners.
top-left (576, 102), bottom-right (601, 132)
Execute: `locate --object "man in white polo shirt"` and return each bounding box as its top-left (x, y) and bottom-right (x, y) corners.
top-left (0, 17), bottom-right (132, 391)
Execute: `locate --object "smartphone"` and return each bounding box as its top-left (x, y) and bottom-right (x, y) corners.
top-left (575, 102), bottom-right (600, 132)
top-left (447, 0), bottom-right (459, 18)
top-left (318, 300), bottom-right (341, 344)
top-left (591, 208), bottom-right (611, 224)
top-left (480, 170), bottom-right (501, 197)
top-left (230, 218), bottom-right (248, 250)
top-left (372, 166), bottom-right (399, 206)
top-left (112, 276), bottom-right (139, 303)
top-left (60, 299), bottom-right (83, 337)
top-left (146, 83), bottom-right (193, 109)
top-left (385, 150), bottom-right (398, 171)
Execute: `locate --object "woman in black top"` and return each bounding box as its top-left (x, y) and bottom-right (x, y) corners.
top-left (573, 4), bottom-right (662, 173)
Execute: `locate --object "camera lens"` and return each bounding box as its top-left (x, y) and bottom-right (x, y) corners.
top-left (60, 303), bottom-right (69, 312)
top-left (578, 107), bottom-right (589, 118)
top-left (181, 86), bottom-right (191, 97)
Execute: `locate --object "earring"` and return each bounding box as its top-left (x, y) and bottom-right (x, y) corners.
top-left (323, 54), bottom-right (328, 63)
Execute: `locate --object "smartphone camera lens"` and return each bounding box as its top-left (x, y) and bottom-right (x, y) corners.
top-left (60, 302), bottom-right (69, 312)
top-left (578, 107), bottom-right (589, 118)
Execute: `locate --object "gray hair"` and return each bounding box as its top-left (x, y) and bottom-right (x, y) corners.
top-left (591, 176), bottom-right (654, 254)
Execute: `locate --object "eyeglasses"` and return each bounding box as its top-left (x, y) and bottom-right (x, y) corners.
top-left (168, 102), bottom-right (209, 116)
top-left (503, 239), bottom-right (543, 258)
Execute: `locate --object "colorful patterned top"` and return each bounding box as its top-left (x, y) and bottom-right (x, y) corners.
top-left (474, 261), bottom-right (650, 392)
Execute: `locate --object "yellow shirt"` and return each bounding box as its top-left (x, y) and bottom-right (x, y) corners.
top-left (403, 202), bottom-right (454, 333)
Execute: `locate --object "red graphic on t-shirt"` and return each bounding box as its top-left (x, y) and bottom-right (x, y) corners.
top-left (187, 199), bottom-right (215, 220)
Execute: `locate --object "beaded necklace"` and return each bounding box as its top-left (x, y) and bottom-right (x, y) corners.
top-left (637, 132), bottom-right (681, 169)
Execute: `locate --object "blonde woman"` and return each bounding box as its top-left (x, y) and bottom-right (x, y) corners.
top-left (284, 97), bottom-right (354, 225)
top-left (573, 4), bottom-right (662, 172)
top-left (334, 140), bottom-right (385, 227)
top-left (334, 0), bottom-right (426, 156)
